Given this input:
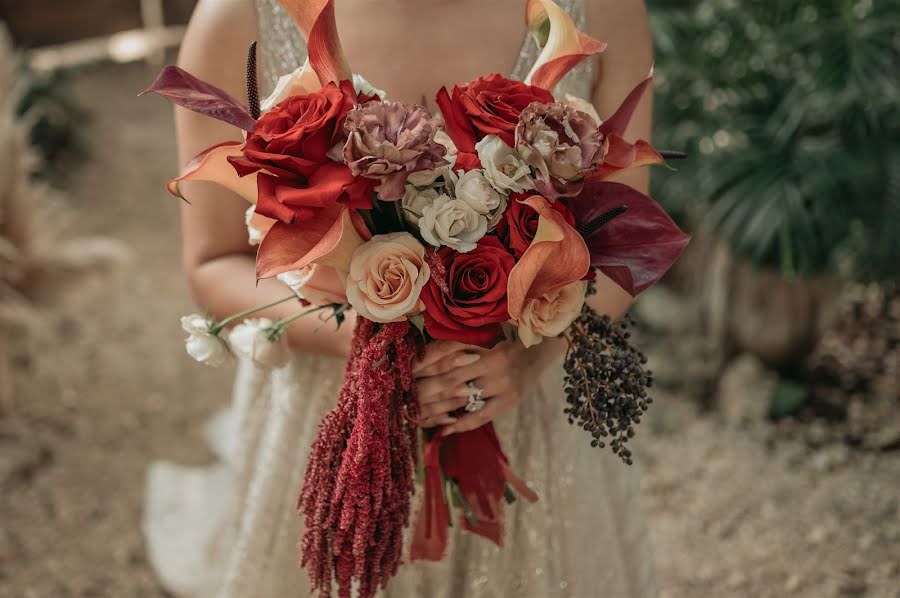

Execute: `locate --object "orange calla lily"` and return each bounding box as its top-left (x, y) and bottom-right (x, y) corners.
top-left (591, 136), bottom-right (664, 181)
top-left (255, 204), bottom-right (370, 280)
top-left (524, 0), bottom-right (607, 91)
top-left (167, 141), bottom-right (259, 204)
top-left (278, 0), bottom-right (352, 86)
top-left (507, 196), bottom-right (590, 320)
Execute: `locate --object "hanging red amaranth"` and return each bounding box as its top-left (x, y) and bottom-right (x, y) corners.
top-left (298, 317), bottom-right (423, 598)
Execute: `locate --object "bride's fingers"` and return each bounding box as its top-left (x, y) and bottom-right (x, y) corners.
top-left (419, 414), bottom-right (458, 428)
top-left (414, 351), bottom-right (481, 379)
top-left (417, 380), bottom-right (470, 404)
top-left (418, 396), bottom-right (469, 421)
top-left (411, 340), bottom-right (471, 374)
top-left (442, 393), bottom-right (518, 436)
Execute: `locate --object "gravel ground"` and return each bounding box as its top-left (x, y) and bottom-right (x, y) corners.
top-left (1, 61), bottom-right (898, 598)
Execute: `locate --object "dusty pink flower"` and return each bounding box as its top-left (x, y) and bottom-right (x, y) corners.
top-left (341, 101), bottom-right (447, 201)
top-left (515, 102), bottom-right (604, 199)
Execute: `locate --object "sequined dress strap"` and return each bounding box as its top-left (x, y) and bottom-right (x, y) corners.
top-left (254, 0), bottom-right (592, 99)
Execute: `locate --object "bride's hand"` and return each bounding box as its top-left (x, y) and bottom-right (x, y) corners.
top-left (412, 337), bottom-right (562, 433)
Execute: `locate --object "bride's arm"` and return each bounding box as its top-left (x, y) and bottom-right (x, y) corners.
top-left (583, 0), bottom-right (655, 322)
top-left (176, 0), bottom-right (354, 358)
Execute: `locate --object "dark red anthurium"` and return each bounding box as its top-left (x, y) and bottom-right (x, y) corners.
top-left (570, 181), bottom-right (690, 296)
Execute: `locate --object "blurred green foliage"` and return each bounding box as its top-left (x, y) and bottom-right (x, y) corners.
top-left (650, 0), bottom-right (900, 281)
top-left (17, 65), bottom-right (87, 180)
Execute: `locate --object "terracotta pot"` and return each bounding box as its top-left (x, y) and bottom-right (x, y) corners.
top-left (702, 241), bottom-right (841, 367)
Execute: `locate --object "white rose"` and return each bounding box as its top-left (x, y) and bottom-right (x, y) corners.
top-left (453, 169), bottom-right (504, 214)
top-left (400, 185), bottom-right (439, 225)
top-left (474, 135), bottom-right (534, 194)
top-left (229, 318), bottom-right (289, 368)
top-left (352, 73), bottom-right (387, 99)
top-left (346, 233), bottom-right (431, 323)
top-left (418, 194), bottom-right (488, 253)
top-left (181, 314), bottom-right (232, 367)
top-left (261, 60), bottom-right (319, 112)
top-left (515, 281), bottom-right (587, 348)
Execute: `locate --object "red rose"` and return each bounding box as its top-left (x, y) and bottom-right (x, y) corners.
top-left (229, 81), bottom-right (374, 223)
top-left (436, 74), bottom-right (554, 168)
top-left (422, 237), bottom-right (516, 347)
top-left (496, 194), bottom-right (576, 259)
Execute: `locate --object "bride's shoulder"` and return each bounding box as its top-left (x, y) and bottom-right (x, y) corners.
top-left (178, 0), bottom-right (257, 88)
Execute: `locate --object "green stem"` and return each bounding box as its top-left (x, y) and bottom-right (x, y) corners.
top-left (211, 294), bottom-right (297, 334)
top-left (272, 304), bottom-right (331, 329)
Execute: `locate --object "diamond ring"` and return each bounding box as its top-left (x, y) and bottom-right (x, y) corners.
top-left (465, 381), bottom-right (486, 412)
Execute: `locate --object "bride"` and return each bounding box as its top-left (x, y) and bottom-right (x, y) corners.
top-left (144, 0), bottom-right (657, 596)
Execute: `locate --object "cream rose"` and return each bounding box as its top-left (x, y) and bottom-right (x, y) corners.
top-left (474, 135), bottom-right (533, 194)
top-left (418, 194), bottom-right (488, 253)
top-left (346, 232), bottom-right (431, 323)
top-left (515, 281), bottom-right (587, 348)
top-left (400, 185), bottom-right (439, 226)
top-left (260, 60), bottom-right (319, 112)
top-left (452, 169), bottom-right (504, 213)
top-left (277, 264), bottom-right (347, 306)
top-left (245, 206), bottom-right (274, 246)
top-left (352, 73), bottom-right (386, 99)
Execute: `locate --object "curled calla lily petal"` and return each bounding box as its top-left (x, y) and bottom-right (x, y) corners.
top-left (278, 0), bottom-right (352, 86)
top-left (255, 204), bottom-right (371, 280)
top-left (571, 181), bottom-right (690, 296)
top-left (141, 65), bottom-right (256, 131)
top-left (524, 0), bottom-right (607, 91)
top-left (591, 136), bottom-right (664, 181)
top-left (168, 141), bottom-right (259, 204)
top-left (507, 196), bottom-right (590, 320)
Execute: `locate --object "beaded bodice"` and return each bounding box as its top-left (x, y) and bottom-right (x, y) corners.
top-left (253, 0), bottom-right (593, 99)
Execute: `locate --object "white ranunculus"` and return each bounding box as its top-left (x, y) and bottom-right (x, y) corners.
top-left (229, 318), bottom-right (289, 369)
top-left (261, 60), bottom-right (319, 112)
top-left (400, 185), bottom-right (439, 225)
top-left (352, 74), bottom-right (387, 99)
top-left (453, 169), bottom-right (505, 215)
top-left (181, 314), bottom-right (232, 367)
top-left (474, 135), bottom-right (534, 194)
top-left (418, 194), bottom-right (487, 253)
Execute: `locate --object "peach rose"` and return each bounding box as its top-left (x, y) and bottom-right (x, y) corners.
top-left (515, 280), bottom-right (587, 348)
top-left (346, 232), bottom-right (431, 323)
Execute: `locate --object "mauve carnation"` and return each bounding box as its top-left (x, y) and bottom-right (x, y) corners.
top-left (341, 101), bottom-right (447, 201)
top-left (515, 102), bottom-right (604, 199)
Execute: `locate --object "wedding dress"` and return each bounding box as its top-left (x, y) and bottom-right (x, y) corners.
top-left (143, 1), bottom-right (657, 596)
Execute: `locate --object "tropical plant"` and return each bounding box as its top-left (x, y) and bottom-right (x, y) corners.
top-left (650, 0), bottom-right (900, 280)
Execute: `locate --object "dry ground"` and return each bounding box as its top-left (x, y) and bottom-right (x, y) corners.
top-left (1, 62), bottom-right (898, 598)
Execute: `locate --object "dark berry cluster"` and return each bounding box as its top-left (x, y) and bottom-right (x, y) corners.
top-left (563, 306), bottom-right (653, 465)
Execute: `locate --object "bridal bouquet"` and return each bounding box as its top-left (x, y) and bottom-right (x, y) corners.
top-left (145, 0), bottom-right (688, 596)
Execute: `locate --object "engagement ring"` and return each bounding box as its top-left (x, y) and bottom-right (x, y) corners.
top-left (465, 381), bottom-right (486, 412)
